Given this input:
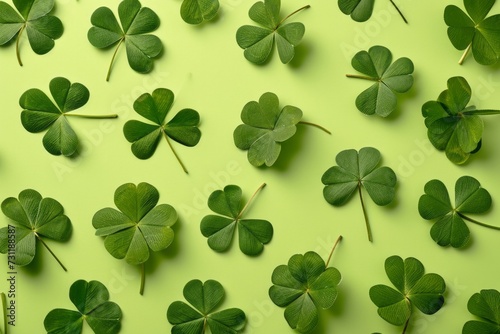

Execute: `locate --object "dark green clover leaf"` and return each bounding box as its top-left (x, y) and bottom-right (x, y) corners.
top-left (167, 279), bottom-right (246, 334)
top-left (0, 189), bottom-right (71, 271)
top-left (370, 256), bottom-right (446, 330)
top-left (87, 0), bottom-right (163, 81)
top-left (236, 0), bottom-right (310, 64)
top-left (418, 176), bottom-right (499, 248)
top-left (422, 76), bottom-right (500, 164)
top-left (181, 0), bottom-right (219, 24)
top-left (123, 88), bottom-right (201, 174)
top-left (44, 280), bottom-right (122, 334)
top-left (346, 45), bottom-right (414, 117)
top-left (92, 182), bottom-right (177, 295)
top-left (19, 77), bottom-right (118, 157)
top-left (0, 0), bottom-right (63, 66)
top-left (338, 0), bottom-right (407, 23)
top-left (200, 183), bottom-right (273, 256)
top-left (463, 289), bottom-right (500, 334)
top-left (321, 147), bottom-right (396, 242)
top-left (445, 0), bottom-right (500, 65)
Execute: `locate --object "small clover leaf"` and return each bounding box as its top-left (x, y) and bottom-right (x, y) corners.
top-left (87, 0), bottom-right (163, 81)
top-left (463, 289), bottom-right (500, 334)
top-left (200, 183), bottom-right (273, 256)
top-left (92, 182), bottom-right (177, 295)
top-left (0, 0), bottom-right (63, 66)
top-left (445, 0), bottom-right (500, 65)
top-left (418, 175), bottom-right (499, 248)
top-left (236, 0), bottom-right (310, 64)
top-left (369, 256), bottom-right (446, 330)
top-left (0, 189), bottom-right (71, 271)
top-left (346, 45), bottom-right (414, 117)
top-left (44, 280), bottom-right (122, 334)
top-left (181, 0), bottom-right (219, 24)
top-left (123, 88), bottom-right (201, 174)
top-left (167, 279), bottom-right (246, 334)
top-left (422, 76), bottom-right (500, 164)
top-left (321, 147), bottom-right (397, 242)
top-left (338, 0), bottom-right (407, 23)
top-left (19, 77), bottom-right (118, 157)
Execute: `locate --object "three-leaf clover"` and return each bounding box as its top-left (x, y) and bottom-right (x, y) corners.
top-left (418, 175), bottom-right (499, 248)
top-left (181, 0), bottom-right (219, 24)
top-left (321, 147), bottom-right (397, 242)
top-left (269, 236), bottom-right (342, 333)
top-left (0, 0), bottom-right (63, 66)
top-left (233, 92), bottom-right (330, 167)
top-left (236, 0), bottom-right (310, 64)
top-left (19, 77), bottom-right (118, 157)
top-left (123, 88), bottom-right (201, 174)
top-left (44, 279), bottom-right (122, 334)
top-left (0, 189), bottom-right (71, 271)
top-left (167, 279), bottom-right (246, 334)
top-left (463, 289), bottom-right (500, 334)
top-left (338, 0), bottom-right (407, 23)
top-left (346, 45), bottom-right (414, 117)
top-left (422, 76), bottom-right (500, 164)
top-left (92, 182), bottom-right (177, 295)
top-left (87, 0), bottom-right (163, 81)
top-left (200, 183), bottom-right (273, 256)
top-left (445, 0), bottom-right (500, 65)
top-left (369, 256), bottom-right (446, 331)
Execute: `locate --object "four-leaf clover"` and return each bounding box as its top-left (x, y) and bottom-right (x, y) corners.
top-left (463, 289), bottom-right (500, 334)
top-left (338, 0), bottom-right (407, 23)
top-left (181, 0), bottom-right (219, 24)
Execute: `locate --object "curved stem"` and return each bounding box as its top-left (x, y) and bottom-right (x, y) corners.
top-left (458, 43), bottom-right (472, 65)
top-left (237, 183), bottom-right (267, 220)
top-left (325, 235), bottom-right (342, 267)
top-left (277, 5), bottom-right (310, 29)
top-left (35, 233), bottom-right (67, 271)
top-left (389, 0), bottom-right (408, 24)
top-left (106, 38), bottom-right (124, 82)
top-left (298, 121), bottom-right (331, 134)
top-left (346, 74), bottom-right (379, 81)
top-left (65, 113), bottom-right (118, 119)
top-left (402, 316), bottom-right (410, 334)
top-left (457, 212), bottom-right (500, 230)
top-left (139, 262), bottom-right (145, 295)
top-left (358, 185), bottom-right (373, 242)
top-left (162, 131), bottom-right (189, 174)
top-left (1, 292), bottom-right (6, 334)
top-left (16, 24), bottom-right (26, 67)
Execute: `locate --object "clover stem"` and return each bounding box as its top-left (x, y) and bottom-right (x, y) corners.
top-left (325, 235), bottom-right (342, 267)
top-left (298, 121), bottom-right (331, 134)
top-left (35, 233), bottom-right (67, 271)
top-left (162, 131), bottom-right (189, 174)
top-left (139, 262), bottom-right (145, 295)
top-left (358, 184), bottom-right (373, 242)
top-left (458, 43), bottom-right (472, 65)
top-left (457, 212), bottom-right (500, 230)
top-left (65, 114), bottom-right (118, 119)
top-left (389, 0), bottom-right (408, 24)
top-left (1, 292), bottom-right (6, 334)
top-left (402, 316), bottom-right (410, 334)
top-left (106, 38), bottom-right (124, 82)
top-left (16, 24), bottom-right (26, 67)
top-left (277, 5), bottom-right (310, 28)
top-left (237, 183), bottom-right (267, 221)
top-left (345, 74), bottom-right (379, 81)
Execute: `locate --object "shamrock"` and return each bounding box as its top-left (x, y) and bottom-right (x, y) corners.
top-left (236, 0), bottom-right (310, 64)
top-left (92, 182), bottom-right (177, 295)
top-left (44, 280), bottom-right (122, 334)
top-left (463, 289), bottom-right (500, 334)
top-left (181, 0), bottom-right (219, 24)
top-left (123, 88), bottom-right (201, 174)
top-left (87, 0), bottom-right (163, 81)
top-left (338, 0), bottom-right (407, 23)
top-left (346, 45), bottom-right (414, 117)
top-left (0, 0), bottom-right (63, 66)
top-left (167, 279), bottom-right (246, 334)
top-left (321, 147), bottom-right (397, 242)
top-left (0, 189), bottom-right (71, 271)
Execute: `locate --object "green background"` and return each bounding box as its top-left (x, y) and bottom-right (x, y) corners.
top-left (1, 0), bottom-right (500, 333)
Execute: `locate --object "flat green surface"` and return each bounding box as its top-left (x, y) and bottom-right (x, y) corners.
top-left (1, 0), bottom-right (500, 333)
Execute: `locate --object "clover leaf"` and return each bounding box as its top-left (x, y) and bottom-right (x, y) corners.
top-left (463, 289), bottom-right (500, 334)
top-left (87, 0), bottom-right (163, 81)
top-left (44, 279), bottom-right (122, 334)
top-left (338, 0), bottom-right (407, 23)
top-left (200, 183), bottom-right (273, 256)
top-left (236, 0), bottom-right (310, 64)
top-left (0, 189), bottom-right (71, 271)
top-left (123, 88), bottom-right (201, 174)
top-left (233, 92), bottom-right (330, 167)
top-left (346, 45), bottom-right (414, 117)
top-left (321, 147), bottom-right (397, 242)
top-left (445, 0), bottom-right (500, 65)
top-left (19, 77), bottom-right (118, 157)
top-left (369, 256), bottom-right (446, 331)
top-left (0, 0), bottom-right (63, 66)
top-left (422, 76), bottom-right (500, 164)
top-left (92, 182), bottom-right (177, 295)
top-left (269, 236), bottom-right (343, 333)
top-left (167, 279), bottom-right (246, 334)
top-left (418, 176), bottom-right (499, 248)
top-left (181, 0), bottom-right (219, 24)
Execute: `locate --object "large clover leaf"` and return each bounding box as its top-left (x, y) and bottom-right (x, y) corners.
top-left (0, 189), bottom-right (71, 271)
top-left (463, 289), bottom-right (500, 334)
top-left (44, 280), bottom-right (122, 334)
top-left (92, 182), bottom-right (177, 295)
top-left (123, 88), bottom-right (201, 174)
top-left (321, 147), bottom-right (397, 242)
top-left (422, 76), bottom-right (500, 164)
top-left (445, 0), bottom-right (500, 65)
top-left (346, 45), bottom-right (414, 117)
top-left (236, 0), bottom-right (309, 64)
top-left (0, 0), bottom-right (63, 66)
top-left (87, 0), bottom-right (163, 81)
top-left (369, 256), bottom-right (446, 330)
top-left (418, 175), bottom-right (498, 248)
top-left (167, 279), bottom-right (246, 334)
top-left (200, 183), bottom-right (273, 256)
top-left (181, 0), bottom-right (219, 24)
top-left (338, 0), bottom-right (407, 23)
